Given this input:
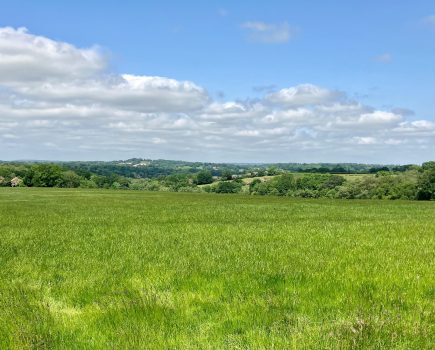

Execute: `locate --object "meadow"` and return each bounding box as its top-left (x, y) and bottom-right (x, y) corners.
top-left (0, 188), bottom-right (434, 349)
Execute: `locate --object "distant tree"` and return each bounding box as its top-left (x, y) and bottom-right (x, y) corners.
top-left (24, 164), bottom-right (64, 187)
top-left (272, 173), bottom-right (295, 195)
top-left (331, 166), bottom-right (347, 174)
top-left (164, 174), bottom-right (190, 191)
top-left (221, 169), bottom-right (233, 181)
top-left (249, 179), bottom-right (262, 194)
top-left (317, 167), bottom-right (330, 173)
top-left (257, 169), bottom-right (266, 177)
top-left (417, 162), bottom-right (435, 200)
top-left (111, 182), bottom-right (121, 189)
top-left (321, 175), bottom-right (346, 189)
top-left (90, 175), bottom-right (111, 188)
top-left (369, 166), bottom-right (390, 174)
top-left (60, 170), bottom-right (82, 188)
top-left (296, 174), bottom-right (328, 190)
top-left (79, 179), bottom-right (98, 188)
top-left (202, 185), bottom-right (213, 193)
top-left (195, 170), bottom-right (213, 185)
top-left (266, 166), bottom-right (279, 176)
top-left (214, 181), bottom-right (242, 194)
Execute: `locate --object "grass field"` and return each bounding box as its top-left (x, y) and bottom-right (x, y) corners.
top-left (0, 188), bottom-right (434, 349)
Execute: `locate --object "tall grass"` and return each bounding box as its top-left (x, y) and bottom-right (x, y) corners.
top-left (0, 188), bottom-right (433, 349)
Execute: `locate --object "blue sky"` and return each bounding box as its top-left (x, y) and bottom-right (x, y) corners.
top-left (0, 1), bottom-right (434, 163)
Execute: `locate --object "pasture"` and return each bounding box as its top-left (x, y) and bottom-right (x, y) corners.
top-left (0, 188), bottom-right (433, 349)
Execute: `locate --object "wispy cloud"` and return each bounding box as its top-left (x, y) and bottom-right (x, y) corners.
top-left (241, 21), bottom-right (296, 44)
top-left (253, 84), bottom-right (277, 93)
top-left (218, 8), bottom-right (228, 17)
top-left (422, 14), bottom-right (435, 27)
top-left (374, 53), bottom-right (392, 63)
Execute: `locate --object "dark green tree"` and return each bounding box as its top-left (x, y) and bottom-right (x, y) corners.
top-left (24, 164), bottom-right (64, 187)
top-left (214, 181), bottom-right (242, 193)
top-left (221, 169), bottom-right (233, 181)
top-left (417, 162), bottom-right (435, 200)
top-left (195, 170), bottom-right (213, 185)
top-left (273, 173), bottom-right (295, 195)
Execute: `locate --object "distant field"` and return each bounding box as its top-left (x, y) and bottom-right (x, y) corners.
top-left (242, 175), bottom-right (277, 184)
top-left (341, 173), bottom-right (375, 181)
top-left (0, 188), bottom-right (434, 349)
top-left (241, 173), bottom-right (372, 185)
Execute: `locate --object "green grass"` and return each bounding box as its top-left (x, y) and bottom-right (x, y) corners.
top-left (0, 188), bottom-right (434, 349)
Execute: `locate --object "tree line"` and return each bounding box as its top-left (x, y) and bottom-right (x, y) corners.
top-left (0, 161), bottom-right (434, 200)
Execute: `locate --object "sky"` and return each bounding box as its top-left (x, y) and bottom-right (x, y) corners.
top-left (0, 0), bottom-right (434, 164)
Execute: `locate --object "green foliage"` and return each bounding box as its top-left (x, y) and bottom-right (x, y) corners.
top-left (266, 166), bottom-right (280, 175)
top-left (221, 169), bottom-right (233, 180)
top-left (250, 173), bottom-right (345, 197)
top-left (272, 173), bottom-right (295, 195)
top-left (213, 180), bottom-right (243, 193)
top-left (163, 174), bottom-right (191, 191)
top-left (24, 164), bottom-right (64, 187)
top-left (336, 172), bottom-right (419, 200)
top-left (322, 175), bottom-right (346, 189)
top-left (195, 170), bottom-right (213, 185)
top-left (59, 170), bottom-right (82, 188)
top-left (0, 160), bottom-right (434, 200)
top-left (79, 179), bottom-right (98, 189)
top-left (416, 162), bottom-right (435, 200)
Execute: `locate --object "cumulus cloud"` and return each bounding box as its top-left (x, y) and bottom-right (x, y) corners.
top-left (11, 75), bottom-right (207, 113)
top-left (241, 21), bottom-right (296, 44)
top-left (0, 27), bottom-right (434, 163)
top-left (0, 27), bottom-right (105, 84)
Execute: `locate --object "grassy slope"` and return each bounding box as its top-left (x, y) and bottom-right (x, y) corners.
top-left (241, 173), bottom-right (371, 185)
top-left (0, 188), bottom-right (434, 349)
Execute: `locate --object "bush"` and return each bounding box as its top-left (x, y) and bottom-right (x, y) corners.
top-left (271, 173), bottom-right (295, 195)
top-left (60, 171), bottom-right (82, 188)
top-left (80, 179), bottom-right (98, 188)
top-left (195, 170), bottom-right (213, 185)
top-left (214, 181), bottom-right (243, 194)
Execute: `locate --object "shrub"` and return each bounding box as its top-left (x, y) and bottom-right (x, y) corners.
top-left (195, 170), bottom-right (213, 185)
top-left (214, 181), bottom-right (242, 194)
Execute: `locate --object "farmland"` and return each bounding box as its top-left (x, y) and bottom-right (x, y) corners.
top-left (0, 188), bottom-right (434, 349)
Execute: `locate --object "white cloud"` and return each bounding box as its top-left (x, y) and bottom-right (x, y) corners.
top-left (151, 137), bottom-right (167, 144)
top-left (0, 27), bottom-right (105, 84)
top-left (358, 111), bottom-right (402, 125)
top-left (266, 84), bottom-right (343, 107)
top-left (261, 108), bottom-right (313, 124)
top-left (353, 136), bottom-right (377, 145)
top-left (241, 21), bottom-right (296, 44)
top-left (11, 75), bottom-right (208, 113)
top-left (234, 130), bottom-right (260, 137)
top-left (0, 27), bottom-right (434, 163)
